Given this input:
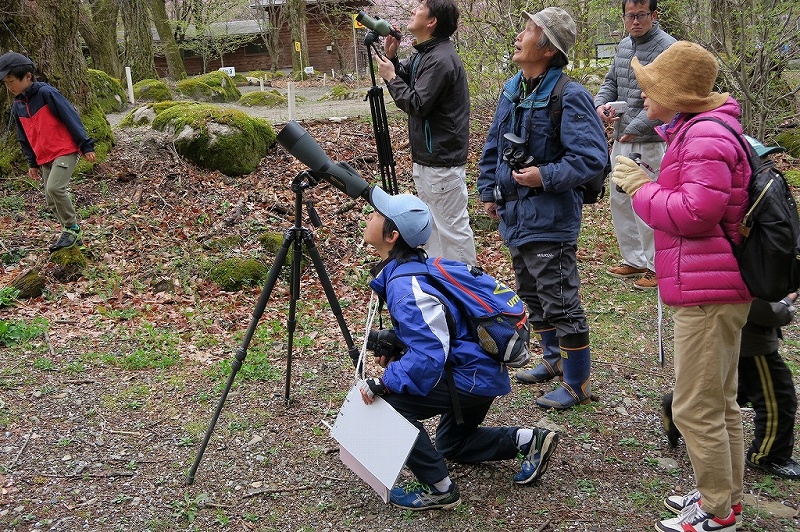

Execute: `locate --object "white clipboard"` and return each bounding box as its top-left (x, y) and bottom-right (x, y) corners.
top-left (330, 384), bottom-right (419, 502)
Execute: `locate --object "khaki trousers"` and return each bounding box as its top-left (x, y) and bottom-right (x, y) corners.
top-left (672, 302), bottom-right (750, 517)
top-left (42, 153), bottom-right (79, 228)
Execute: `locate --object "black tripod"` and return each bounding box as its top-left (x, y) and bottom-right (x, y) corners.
top-left (364, 30), bottom-right (399, 195)
top-left (186, 170), bottom-right (360, 485)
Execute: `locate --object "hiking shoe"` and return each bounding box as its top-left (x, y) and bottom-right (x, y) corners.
top-left (514, 428), bottom-right (559, 485)
top-left (607, 263), bottom-right (647, 278)
top-left (515, 362), bottom-right (562, 384)
top-left (389, 483), bottom-right (460, 511)
top-left (634, 269), bottom-right (658, 290)
top-left (49, 227), bottom-right (83, 252)
top-left (656, 501), bottom-right (736, 532)
top-left (661, 392), bottom-right (681, 448)
top-left (746, 456), bottom-right (800, 479)
top-left (665, 489), bottom-right (742, 523)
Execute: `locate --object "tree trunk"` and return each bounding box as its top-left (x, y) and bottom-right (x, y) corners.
top-left (287, 0), bottom-right (308, 73)
top-left (120, 0), bottom-right (158, 81)
top-left (148, 0), bottom-right (187, 80)
top-left (78, 0), bottom-right (123, 78)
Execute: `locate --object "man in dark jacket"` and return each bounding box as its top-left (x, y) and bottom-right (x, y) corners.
top-left (476, 8), bottom-right (608, 410)
top-left (595, 0), bottom-right (675, 290)
top-left (374, 0), bottom-right (476, 265)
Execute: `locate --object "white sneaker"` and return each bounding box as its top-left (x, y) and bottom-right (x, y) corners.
top-left (656, 501), bottom-right (736, 532)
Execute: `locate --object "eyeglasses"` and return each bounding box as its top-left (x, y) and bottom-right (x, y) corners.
top-left (623, 12), bottom-right (652, 21)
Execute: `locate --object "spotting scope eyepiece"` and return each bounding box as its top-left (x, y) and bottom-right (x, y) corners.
top-left (356, 11), bottom-right (403, 40)
top-left (276, 121), bottom-right (371, 200)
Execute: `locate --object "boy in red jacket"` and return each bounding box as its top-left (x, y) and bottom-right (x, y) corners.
top-left (1, 51), bottom-right (96, 251)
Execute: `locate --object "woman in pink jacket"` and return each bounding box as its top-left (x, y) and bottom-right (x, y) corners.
top-left (612, 41), bottom-right (752, 532)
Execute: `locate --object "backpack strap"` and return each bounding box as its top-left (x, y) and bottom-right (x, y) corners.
top-left (547, 73), bottom-right (571, 132)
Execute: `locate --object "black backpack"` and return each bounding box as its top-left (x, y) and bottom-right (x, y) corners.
top-left (548, 74), bottom-right (611, 204)
top-left (693, 118), bottom-right (800, 300)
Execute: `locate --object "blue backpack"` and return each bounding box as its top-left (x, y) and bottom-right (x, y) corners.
top-left (392, 257), bottom-right (531, 368)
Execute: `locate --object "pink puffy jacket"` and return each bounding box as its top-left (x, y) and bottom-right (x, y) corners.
top-left (632, 98), bottom-right (753, 306)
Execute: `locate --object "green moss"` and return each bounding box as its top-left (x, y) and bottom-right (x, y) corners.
top-left (209, 258), bottom-right (267, 291)
top-left (150, 103), bottom-right (276, 176)
top-left (258, 232), bottom-right (284, 253)
top-left (0, 136), bottom-right (24, 177)
top-left (247, 70), bottom-right (270, 80)
top-left (783, 169), bottom-right (800, 187)
top-left (88, 69), bottom-right (127, 113)
top-left (77, 105), bottom-right (114, 174)
top-left (133, 79), bottom-right (172, 102)
top-left (203, 234), bottom-right (244, 252)
top-left (238, 90), bottom-right (287, 108)
top-left (319, 84), bottom-right (361, 101)
top-left (118, 100), bottom-right (192, 127)
top-left (775, 130), bottom-right (800, 158)
top-left (175, 71), bottom-right (240, 103)
top-left (232, 73), bottom-right (249, 85)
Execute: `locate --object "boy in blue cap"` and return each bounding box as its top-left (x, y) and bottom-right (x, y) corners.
top-left (359, 187), bottom-right (559, 510)
top-left (1, 51), bottom-right (96, 251)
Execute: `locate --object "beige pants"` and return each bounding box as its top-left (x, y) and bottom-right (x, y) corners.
top-left (672, 302), bottom-right (750, 517)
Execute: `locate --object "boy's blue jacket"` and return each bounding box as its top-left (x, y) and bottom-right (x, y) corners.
top-left (369, 257), bottom-right (511, 397)
top-left (12, 81), bottom-right (95, 167)
top-left (477, 68), bottom-right (608, 246)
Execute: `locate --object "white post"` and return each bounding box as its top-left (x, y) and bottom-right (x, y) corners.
top-left (259, 78), bottom-right (264, 92)
top-left (125, 66), bottom-right (134, 104)
top-left (288, 81), bottom-right (295, 121)
top-left (323, 72), bottom-right (327, 87)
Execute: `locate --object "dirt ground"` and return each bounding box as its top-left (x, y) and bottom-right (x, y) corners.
top-left (1, 100), bottom-right (799, 531)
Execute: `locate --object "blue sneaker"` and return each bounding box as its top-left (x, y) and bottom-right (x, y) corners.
top-left (389, 483), bottom-right (461, 511)
top-left (514, 428), bottom-right (559, 485)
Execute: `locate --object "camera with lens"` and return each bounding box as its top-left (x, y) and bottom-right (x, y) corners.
top-left (502, 132), bottom-right (535, 171)
top-left (366, 328), bottom-right (406, 359)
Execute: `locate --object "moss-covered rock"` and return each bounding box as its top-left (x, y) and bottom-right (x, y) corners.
top-left (133, 79), bottom-right (173, 102)
top-left (238, 89), bottom-right (288, 107)
top-left (775, 129), bottom-right (800, 158)
top-left (118, 101), bottom-right (188, 127)
top-left (210, 257), bottom-right (267, 291)
top-left (319, 84), bottom-right (362, 101)
top-left (150, 102), bottom-right (276, 176)
top-left (10, 269), bottom-right (45, 299)
top-left (175, 71), bottom-right (241, 103)
top-left (49, 246), bottom-right (87, 283)
top-left (88, 69), bottom-right (127, 113)
top-left (258, 231), bottom-right (284, 253)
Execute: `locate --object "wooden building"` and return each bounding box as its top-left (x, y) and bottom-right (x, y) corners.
top-left (154, 0), bottom-right (371, 77)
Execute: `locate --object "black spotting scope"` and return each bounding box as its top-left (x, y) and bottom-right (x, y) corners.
top-left (276, 121), bottom-right (372, 200)
top-left (356, 11), bottom-right (403, 40)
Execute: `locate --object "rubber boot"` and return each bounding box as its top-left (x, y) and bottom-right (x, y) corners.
top-left (536, 333), bottom-right (591, 410)
top-left (515, 327), bottom-right (562, 384)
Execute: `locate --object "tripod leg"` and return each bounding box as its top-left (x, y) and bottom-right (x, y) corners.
top-left (186, 231), bottom-right (294, 485)
top-left (368, 87), bottom-right (398, 195)
top-left (283, 224), bottom-right (304, 402)
top-left (301, 230), bottom-right (361, 371)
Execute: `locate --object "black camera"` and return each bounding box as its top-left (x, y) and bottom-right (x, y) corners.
top-left (502, 132), bottom-right (535, 171)
top-left (366, 329), bottom-right (406, 359)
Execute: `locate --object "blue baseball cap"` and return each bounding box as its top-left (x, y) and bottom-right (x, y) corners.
top-left (745, 135), bottom-right (785, 158)
top-left (0, 52), bottom-right (34, 80)
top-left (368, 187), bottom-right (432, 248)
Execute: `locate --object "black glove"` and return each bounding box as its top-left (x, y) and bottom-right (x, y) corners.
top-left (361, 377), bottom-right (388, 399)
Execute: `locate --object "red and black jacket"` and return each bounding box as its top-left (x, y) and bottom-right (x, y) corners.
top-left (12, 81), bottom-right (95, 167)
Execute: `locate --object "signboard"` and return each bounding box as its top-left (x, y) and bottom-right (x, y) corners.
top-left (596, 43), bottom-right (617, 60)
top-left (294, 41), bottom-right (301, 52)
top-left (353, 13), bottom-right (365, 29)
top-left (303, 66), bottom-right (314, 74)
top-left (218, 66), bottom-right (235, 77)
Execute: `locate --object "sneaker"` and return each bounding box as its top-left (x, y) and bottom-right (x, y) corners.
top-left (665, 489), bottom-right (742, 523)
top-left (656, 501), bottom-right (736, 532)
top-left (49, 227), bottom-right (83, 252)
top-left (634, 269), bottom-right (658, 290)
top-left (514, 428), bottom-right (559, 485)
top-left (746, 456), bottom-right (800, 479)
top-left (389, 483), bottom-right (461, 511)
top-left (607, 263), bottom-right (647, 279)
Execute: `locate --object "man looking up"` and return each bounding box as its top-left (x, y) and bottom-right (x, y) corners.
top-left (374, 0), bottom-right (477, 265)
top-left (477, 8), bottom-right (608, 410)
top-left (595, 0), bottom-right (675, 290)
